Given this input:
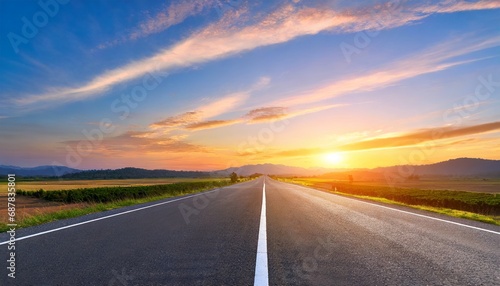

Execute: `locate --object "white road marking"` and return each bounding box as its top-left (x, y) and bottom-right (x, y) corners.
top-left (354, 198), bottom-right (500, 235)
top-left (254, 182), bottom-right (269, 286)
top-left (0, 187), bottom-right (225, 245)
top-left (288, 182), bottom-right (500, 235)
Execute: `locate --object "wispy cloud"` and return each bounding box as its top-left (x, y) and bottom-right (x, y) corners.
top-left (14, 0), bottom-right (500, 107)
top-left (245, 107), bottom-right (288, 122)
top-left (262, 121), bottom-right (500, 159)
top-left (185, 119), bottom-right (243, 130)
top-left (150, 111), bottom-right (201, 129)
top-left (150, 76), bottom-right (268, 131)
top-left (96, 0), bottom-right (222, 50)
top-left (150, 91), bottom-right (248, 130)
top-left (273, 35), bottom-right (500, 107)
top-left (337, 121), bottom-right (500, 151)
top-left (245, 104), bottom-right (346, 123)
top-left (64, 130), bottom-right (209, 154)
top-left (413, 0), bottom-right (500, 14)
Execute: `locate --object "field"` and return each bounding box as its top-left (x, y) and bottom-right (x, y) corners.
top-left (354, 179), bottom-right (500, 193)
top-left (0, 178), bottom-right (223, 193)
top-left (278, 177), bottom-right (500, 225)
top-left (0, 177), bottom-right (233, 232)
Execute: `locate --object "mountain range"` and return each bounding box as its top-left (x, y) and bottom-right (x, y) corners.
top-left (1, 158), bottom-right (499, 179)
top-left (0, 165), bottom-right (80, 177)
top-left (375, 158), bottom-right (500, 177)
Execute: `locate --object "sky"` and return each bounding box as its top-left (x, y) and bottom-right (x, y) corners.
top-left (0, 0), bottom-right (499, 171)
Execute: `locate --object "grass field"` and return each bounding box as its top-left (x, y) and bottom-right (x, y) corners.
top-left (354, 179), bottom-right (500, 193)
top-left (0, 178), bottom-right (238, 233)
top-left (0, 178), bottom-right (225, 193)
top-left (278, 177), bottom-right (500, 225)
top-left (289, 177), bottom-right (500, 193)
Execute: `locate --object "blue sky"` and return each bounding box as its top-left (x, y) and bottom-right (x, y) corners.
top-left (1, 0), bottom-right (499, 170)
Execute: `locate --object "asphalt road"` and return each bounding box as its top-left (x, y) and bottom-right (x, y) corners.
top-left (1, 176), bottom-right (499, 285)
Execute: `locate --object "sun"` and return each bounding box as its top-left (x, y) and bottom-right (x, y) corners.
top-left (323, 152), bottom-right (344, 165)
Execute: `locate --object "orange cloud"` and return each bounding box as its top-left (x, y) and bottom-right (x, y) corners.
top-left (64, 130), bottom-right (209, 154)
top-left (246, 104), bottom-right (346, 123)
top-left (245, 107), bottom-right (288, 122)
top-left (185, 119), bottom-right (243, 131)
top-left (150, 90), bottom-right (250, 130)
top-left (261, 121), bottom-right (500, 159)
top-left (150, 111), bottom-right (200, 129)
top-left (338, 121), bottom-right (500, 151)
top-left (182, 103), bottom-right (342, 131)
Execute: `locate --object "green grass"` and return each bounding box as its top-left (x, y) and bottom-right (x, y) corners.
top-left (16, 180), bottom-right (233, 203)
top-left (0, 177), bottom-right (228, 193)
top-left (277, 177), bottom-right (500, 226)
top-left (0, 179), bottom-right (246, 233)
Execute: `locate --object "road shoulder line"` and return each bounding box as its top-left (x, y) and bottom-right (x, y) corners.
top-left (0, 187), bottom-right (225, 245)
top-left (287, 181), bottom-right (500, 235)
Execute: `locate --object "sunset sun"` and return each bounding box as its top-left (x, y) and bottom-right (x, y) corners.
top-left (323, 152), bottom-right (344, 165)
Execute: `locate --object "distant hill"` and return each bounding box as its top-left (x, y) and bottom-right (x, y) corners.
top-left (214, 163), bottom-right (337, 177)
top-left (61, 167), bottom-right (211, 180)
top-left (0, 165), bottom-right (80, 177)
top-left (2, 158), bottom-right (498, 180)
top-left (376, 158), bottom-right (500, 177)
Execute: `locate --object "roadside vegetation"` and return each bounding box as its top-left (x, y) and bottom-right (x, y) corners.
top-left (0, 178), bottom-right (224, 192)
top-left (17, 181), bottom-right (232, 203)
top-left (276, 177), bottom-right (500, 225)
top-left (0, 177), bottom-right (251, 233)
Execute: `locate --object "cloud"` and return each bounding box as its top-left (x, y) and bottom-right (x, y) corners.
top-left (179, 103), bottom-right (342, 131)
top-left (338, 121), bottom-right (500, 151)
top-left (273, 35), bottom-right (500, 107)
top-left (262, 121), bottom-right (500, 158)
top-left (96, 0), bottom-right (222, 49)
top-left (246, 104), bottom-right (346, 123)
top-left (150, 111), bottom-right (201, 129)
top-left (14, 1), bottom-right (500, 107)
top-left (64, 130), bottom-right (208, 154)
top-left (199, 91), bottom-right (249, 118)
top-left (185, 119), bottom-right (243, 130)
top-left (260, 147), bottom-right (324, 158)
top-left (245, 107), bottom-right (288, 122)
top-left (14, 1), bottom-right (498, 108)
top-left (149, 81), bottom-right (258, 131)
top-left (413, 0), bottom-right (500, 14)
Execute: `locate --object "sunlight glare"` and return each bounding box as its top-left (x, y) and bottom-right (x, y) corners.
top-left (323, 152), bottom-right (344, 165)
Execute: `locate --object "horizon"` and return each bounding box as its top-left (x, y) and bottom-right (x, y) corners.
top-left (1, 0), bottom-right (500, 171)
top-left (2, 156), bottom-right (497, 173)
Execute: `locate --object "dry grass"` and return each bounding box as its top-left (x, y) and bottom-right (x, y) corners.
top-left (0, 178), bottom-right (224, 193)
top-left (0, 178), bottom-right (234, 232)
top-left (289, 177), bottom-right (500, 193)
top-left (279, 177), bottom-right (500, 225)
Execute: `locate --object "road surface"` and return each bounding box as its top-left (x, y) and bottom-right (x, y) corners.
top-left (1, 176), bottom-right (499, 285)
